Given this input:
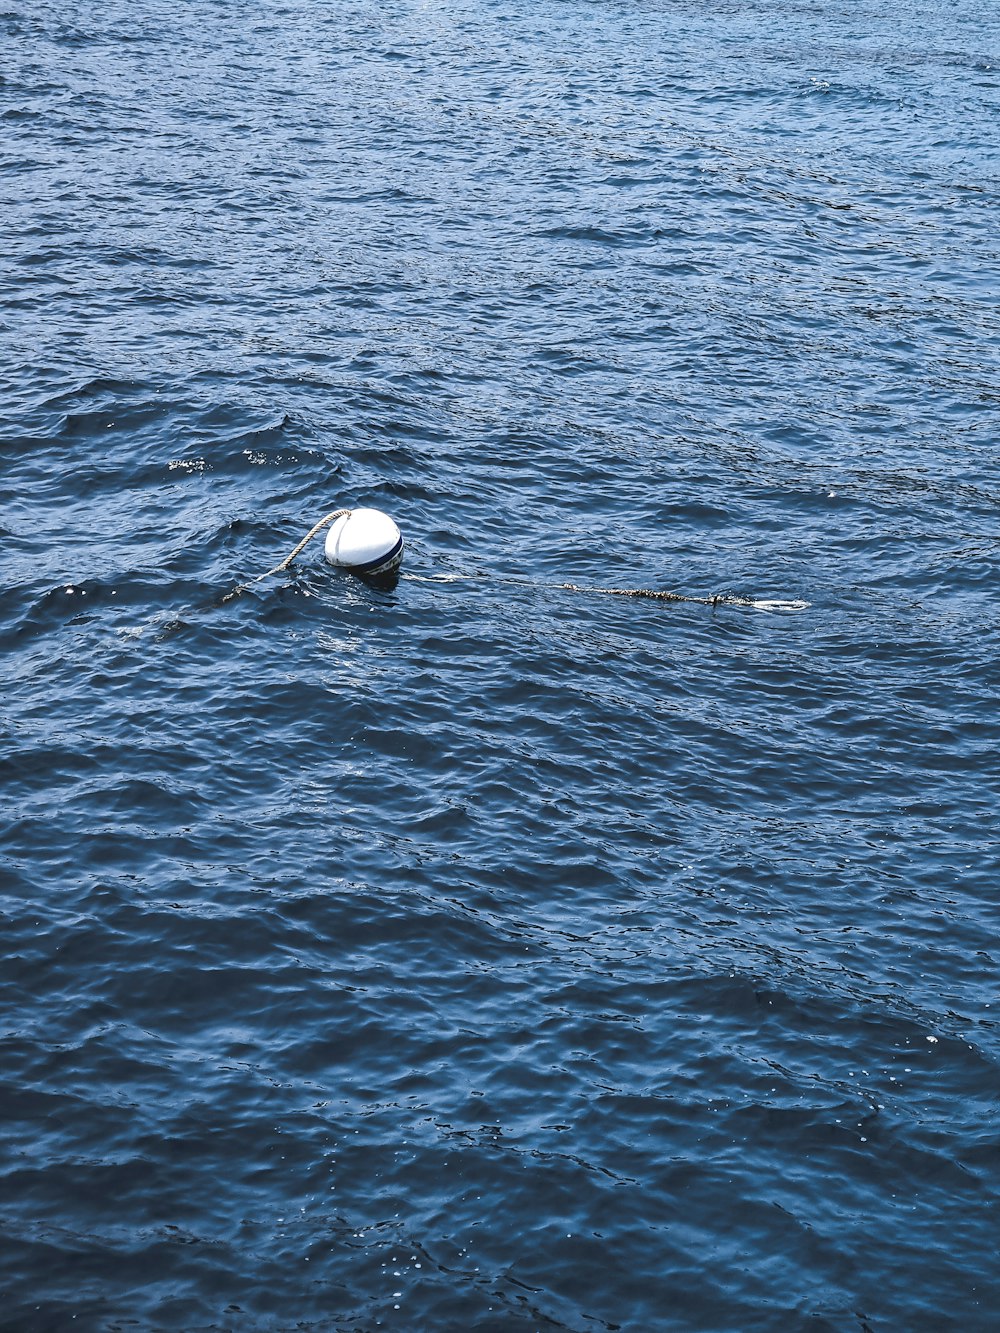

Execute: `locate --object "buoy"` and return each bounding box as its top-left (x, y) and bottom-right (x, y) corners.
top-left (225, 503), bottom-right (809, 612)
top-left (323, 507), bottom-right (404, 578)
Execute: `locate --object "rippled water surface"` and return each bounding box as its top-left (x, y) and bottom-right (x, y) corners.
top-left (3, 0), bottom-right (1000, 1328)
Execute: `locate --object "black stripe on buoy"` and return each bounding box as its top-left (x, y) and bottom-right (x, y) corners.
top-left (350, 535), bottom-right (403, 575)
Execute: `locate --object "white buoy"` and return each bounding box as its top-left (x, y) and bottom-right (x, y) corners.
top-left (323, 507), bottom-right (404, 578)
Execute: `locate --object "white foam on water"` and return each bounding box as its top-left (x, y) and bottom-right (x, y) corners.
top-left (749, 599), bottom-right (811, 612)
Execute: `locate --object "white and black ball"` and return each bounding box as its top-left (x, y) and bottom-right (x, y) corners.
top-left (323, 508), bottom-right (403, 579)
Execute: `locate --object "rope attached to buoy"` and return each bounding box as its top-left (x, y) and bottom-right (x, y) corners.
top-left (403, 575), bottom-right (808, 611)
top-left (222, 507), bottom-right (350, 602)
top-left (556, 583), bottom-right (808, 610)
top-left (558, 582), bottom-right (749, 607)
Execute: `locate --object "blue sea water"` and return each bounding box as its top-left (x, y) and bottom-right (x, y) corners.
top-left (2, 0), bottom-right (1000, 1327)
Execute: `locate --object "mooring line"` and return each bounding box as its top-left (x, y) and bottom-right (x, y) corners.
top-left (222, 507), bottom-right (350, 603)
top-left (561, 583), bottom-right (809, 610)
top-left (560, 584), bottom-right (809, 611)
top-left (403, 574), bottom-right (808, 611)
top-left (558, 581), bottom-right (741, 607)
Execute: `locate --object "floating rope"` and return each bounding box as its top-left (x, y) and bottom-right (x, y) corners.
top-left (559, 582), bottom-right (747, 607)
top-left (403, 574), bottom-right (808, 611)
top-left (559, 583), bottom-right (809, 610)
top-left (222, 507), bottom-right (350, 602)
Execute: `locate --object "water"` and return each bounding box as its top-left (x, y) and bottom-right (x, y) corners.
top-left (3, 0), bottom-right (1000, 1327)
